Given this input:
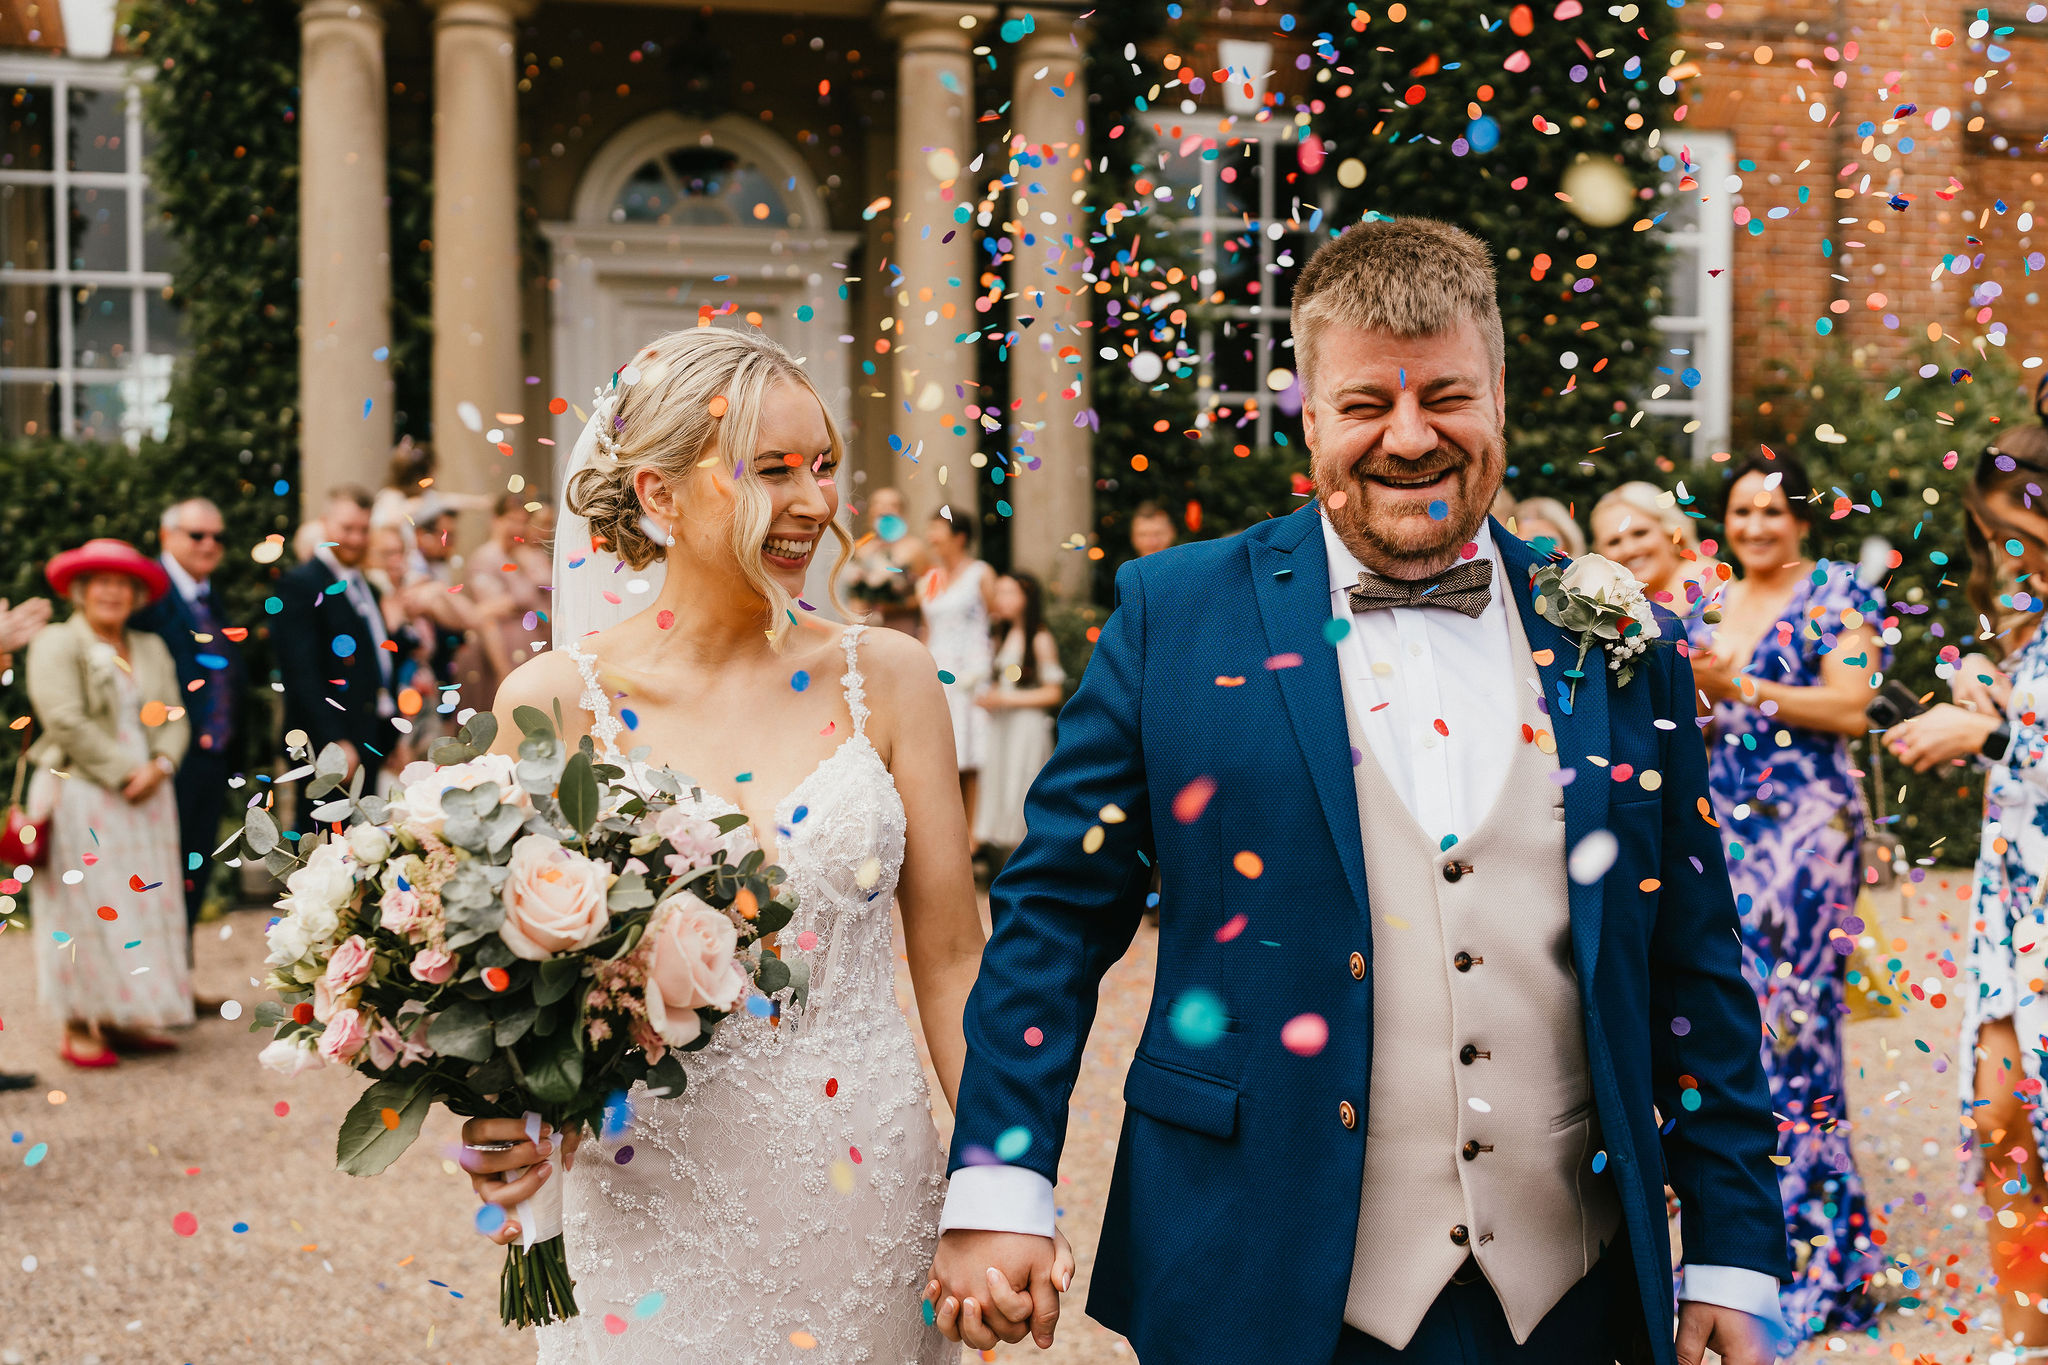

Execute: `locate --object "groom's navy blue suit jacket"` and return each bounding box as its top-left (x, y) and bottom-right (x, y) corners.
top-left (949, 507), bottom-right (1793, 1365)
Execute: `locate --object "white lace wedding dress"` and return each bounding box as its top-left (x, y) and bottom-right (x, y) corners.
top-left (535, 625), bottom-right (952, 1363)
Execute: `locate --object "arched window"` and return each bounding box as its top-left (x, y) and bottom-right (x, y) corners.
top-left (572, 112), bottom-right (824, 234)
top-left (609, 145), bottom-right (795, 228)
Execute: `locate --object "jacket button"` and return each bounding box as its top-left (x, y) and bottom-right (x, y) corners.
top-left (1442, 863), bottom-right (1464, 883)
top-left (1339, 1101), bottom-right (1357, 1130)
top-left (1460, 1043), bottom-right (1479, 1065)
top-left (1450, 1224), bottom-right (1470, 1246)
top-left (1454, 951), bottom-right (1475, 972)
top-left (1462, 1140), bottom-right (1483, 1161)
top-left (1349, 951), bottom-right (1366, 980)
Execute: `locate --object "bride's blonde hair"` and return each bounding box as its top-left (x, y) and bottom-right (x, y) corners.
top-left (567, 326), bottom-right (852, 644)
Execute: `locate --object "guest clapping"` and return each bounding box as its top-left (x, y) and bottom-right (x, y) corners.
top-left (1884, 429), bottom-right (2048, 1350)
top-left (972, 572), bottom-right (1065, 859)
top-left (131, 498), bottom-right (244, 979)
top-left (29, 540), bottom-right (192, 1066)
top-left (1684, 452), bottom-right (1884, 1336)
top-left (1511, 496), bottom-right (1587, 558)
top-left (1594, 479), bottom-right (1715, 617)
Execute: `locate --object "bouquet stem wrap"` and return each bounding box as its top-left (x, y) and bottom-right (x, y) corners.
top-left (517, 1140), bottom-right (566, 1251)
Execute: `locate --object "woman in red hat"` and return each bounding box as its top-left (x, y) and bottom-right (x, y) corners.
top-left (27, 538), bottom-right (193, 1066)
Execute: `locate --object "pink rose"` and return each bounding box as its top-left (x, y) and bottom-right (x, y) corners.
top-left (654, 806), bottom-right (726, 875)
top-left (323, 935), bottom-right (374, 992)
top-left (410, 947), bottom-right (457, 985)
top-left (311, 974), bottom-right (358, 1024)
top-left (318, 1007), bottom-right (370, 1065)
top-left (644, 894), bottom-right (747, 1048)
top-left (379, 888), bottom-right (429, 938)
top-left (498, 835), bottom-right (612, 960)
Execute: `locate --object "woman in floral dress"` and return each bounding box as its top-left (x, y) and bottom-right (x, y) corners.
top-left (1686, 454), bottom-right (1886, 1339)
top-left (1887, 427), bottom-right (2048, 1354)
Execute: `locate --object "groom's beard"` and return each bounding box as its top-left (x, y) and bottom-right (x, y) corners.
top-left (1318, 434), bottom-right (1506, 578)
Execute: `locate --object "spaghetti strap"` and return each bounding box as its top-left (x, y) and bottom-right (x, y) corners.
top-left (564, 641), bottom-right (626, 761)
top-left (839, 625), bottom-right (870, 741)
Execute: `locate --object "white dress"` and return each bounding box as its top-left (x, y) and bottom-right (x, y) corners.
top-left (537, 625), bottom-right (951, 1364)
top-left (971, 629), bottom-right (1063, 850)
top-left (920, 560), bottom-right (992, 771)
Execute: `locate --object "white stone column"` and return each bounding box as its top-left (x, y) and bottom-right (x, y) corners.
top-left (428, 0), bottom-right (529, 529)
top-left (1002, 7), bottom-right (1092, 601)
top-left (881, 1), bottom-right (993, 530)
top-left (299, 0), bottom-right (394, 512)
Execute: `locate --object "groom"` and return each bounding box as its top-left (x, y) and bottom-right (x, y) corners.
top-left (927, 218), bottom-right (1793, 1364)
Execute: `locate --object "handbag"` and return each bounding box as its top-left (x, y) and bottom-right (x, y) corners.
top-left (1845, 739), bottom-right (1904, 1022)
top-left (0, 725), bottom-right (48, 869)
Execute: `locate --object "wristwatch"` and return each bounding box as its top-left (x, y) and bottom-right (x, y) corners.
top-left (1982, 723), bottom-right (2014, 761)
top-left (153, 754), bottom-right (176, 776)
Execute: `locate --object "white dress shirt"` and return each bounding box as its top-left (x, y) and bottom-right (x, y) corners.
top-left (940, 514), bottom-right (1783, 1330)
top-left (314, 547), bottom-right (397, 716)
top-left (161, 552), bottom-right (207, 610)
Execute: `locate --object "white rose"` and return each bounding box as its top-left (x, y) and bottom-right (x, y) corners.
top-left (282, 840), bottom-right (358, 917)
top-left (346, 824), bottom-right (392, 866)
top-left (258, 1036), bottom-right (324, 1077)
top-left (264, 913), bottom-right (315, 965)
top-left (391, 753), bottom-right (528, 842)
top-left (1558, 552), bottom-right (1639, 604)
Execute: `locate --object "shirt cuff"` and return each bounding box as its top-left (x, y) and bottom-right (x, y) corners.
top-left (1677, 1263), bottom-right (1786, 1333)
top-left (937, 1164), bottom-right (1057, 1238)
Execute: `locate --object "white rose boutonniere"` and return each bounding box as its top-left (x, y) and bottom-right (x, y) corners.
top-left (1532, 553), bottom-right (1663, 702)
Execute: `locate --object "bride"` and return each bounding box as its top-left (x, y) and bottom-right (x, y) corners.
top-left (454, 327), bottom-right (1070, 1361)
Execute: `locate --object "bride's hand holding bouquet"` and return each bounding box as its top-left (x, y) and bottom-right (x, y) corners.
top-left (243, 705), bottom-right (803, 1328)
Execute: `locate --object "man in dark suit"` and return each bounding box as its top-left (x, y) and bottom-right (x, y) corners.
top-left (273, 486), bottom-right (401, 830)
top-left (132, 497), bottom-right (245, 973)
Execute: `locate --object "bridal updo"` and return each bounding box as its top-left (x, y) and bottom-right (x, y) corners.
top-left (566, 326), bottom-right (851, 631)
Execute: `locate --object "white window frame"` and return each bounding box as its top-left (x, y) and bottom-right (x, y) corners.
top-left (1149, 111), bottom-right (1313, 451)
top-left (1, 52), bottom-right (171, 447)
top-left (1642, 129), bottom-right (1734, 464)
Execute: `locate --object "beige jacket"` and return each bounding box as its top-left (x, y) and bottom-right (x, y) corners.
top-left (26, 613), bottom-right (189, 791)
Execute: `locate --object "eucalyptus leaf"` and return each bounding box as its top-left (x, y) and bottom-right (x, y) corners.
top-left (492, 1004), bottom-right (539, 1048)
top-left (429, 738), bottom-right (480, 766)
top-left (441, 812), bottom-right (487, 851)
top-left (244, 807), bottom-right (279, 856)
top-left (429, 999), bottom-right (495, 1062)
top-left (348, 761), bottom-right (367, 801)
top-left (311, 798), bottom-right (355, 823)
top-left (755, 953), bottom-right (791, 996)
top-left (472, 936), bottom-right (515, 969)
top-left (465, 1053), bottom-right (516, 1095)
top-left (334, 1076), bottom-right (433, 1176)
top-left (558, 751), bottom-right (599, 841)
top-left (785, 957), bottom-right (811, 1015)
top-left (711, 812), bottom-right (751, 836)
top-left (513, 705), bottom-right (558, 743)
top-left (357, 794), bottom-right (391, 824)
top-left (264, 846), bottom-right (300, 878)
top-left (519, 1028), bottom-right (584, 1108)
top-left (644, 1052), bottom-right (688, 1099)
top-left (607, 872), bottom-right (655, 913)
top-left (598, 919), bottom-right (647, 962)
top-left (485, 805), bottom-right (527, 854)
top-left (249, 999), bottom-right (287, 1032)
top-left (460, 711), bottom-right (499, 753)
top-left (753, 898), bottom-right (794, 937)
top-left (535, 956), bottom-right (584, 1007)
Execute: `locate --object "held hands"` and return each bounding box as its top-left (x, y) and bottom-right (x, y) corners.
top-left (120, 762), bottom-right (165, 805)
top-left (926, 1227), bottom-right (1077, 1350)
top-left (1675, 1301), bottom-right (1776, 1365)
top-left (1886, 702), bottom-right (2002, 772)
top-left (458, 1116), bottom-right (584, 1247)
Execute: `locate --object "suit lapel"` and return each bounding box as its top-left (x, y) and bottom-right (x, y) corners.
top-left (1247, 510), bottom-right (1371, 929)
top-left (1494, 521), bottom-right (1609, 987)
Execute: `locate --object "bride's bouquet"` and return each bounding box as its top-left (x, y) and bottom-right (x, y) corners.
top-left (243, 706), bottom-right (803, 1327)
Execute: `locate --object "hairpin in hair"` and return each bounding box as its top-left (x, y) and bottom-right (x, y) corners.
top-left (590, 384), bottom-right (623, 462)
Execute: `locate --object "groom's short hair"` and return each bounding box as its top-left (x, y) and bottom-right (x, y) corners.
top-left (1290, 217), bottom-right (1504, 400)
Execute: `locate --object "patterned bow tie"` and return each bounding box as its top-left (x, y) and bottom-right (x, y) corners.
top-left (1346, 558), bottom-right (1495, 619)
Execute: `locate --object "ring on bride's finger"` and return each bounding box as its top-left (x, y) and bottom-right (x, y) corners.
top-left (464, 1140), bottom-right (519, 1153)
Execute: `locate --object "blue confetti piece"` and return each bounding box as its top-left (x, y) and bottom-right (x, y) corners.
top-left (937, 669), bottom-right (957, 684)
top-left (332, 635), bottom-right (357, 659)
top-left (1169, 989), bottom-right (1229, 1047)
top-left (791, 804), bottom-right (809, 824)
top-left (188, 852), bottom-right (202, 870)
top-left (1591, 1151), bottom-right (1608, 1173)
top-left (232, 1221), bottom-right (249, 1233)
top-left (923, 1298), bottom-right (938, 1326)
top-left (745, 994), bottom-right (775, 1017)
top-left (633, 1290), bottom-right (666, 1319)
top-left (195, 653), bottom-right (229, 669)
top-left (1680, 1089), bottom-right (1702, 1111)
top-left (620, 708), bottom-right (639, 730)
top-left (1427, 499), bottom-right (1449, 521)
top-left (24, 1142), bottom-right (47, 1167)
top-left (50, 931), bottom-right (70, 945)
top-left (373, 346), bottom-right (389, 361)
top-left (995, 1125), bottom-right (1033, 1161)
top-left (475, 1204), bottom-right (506, 1234)
top-left (1322, 618), bottom-right (1351, 645)
top-left (791, 670), bottom-right (811, 693)
top-left (735, 772), bottom-right (752, 783)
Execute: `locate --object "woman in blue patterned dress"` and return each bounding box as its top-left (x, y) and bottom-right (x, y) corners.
top-left (1685, 453), bottom-right (1886, 1341)
top-left (1886, 428), bottom-right (2048, 1356)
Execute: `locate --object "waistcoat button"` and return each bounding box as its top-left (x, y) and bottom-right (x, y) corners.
top-left (1442, 862), bottom-right (1464, 883)
top-left (1450, 1224), bottom-right (1470, 1246)
top-left (1454, 951), bottom-right (1475, 972)
top-left (1459, 1043), bottom-right (1479, 1065)
top-left (1462, 1140), bottom-right (1482, 1161)
top-left (1349, 951), bottom-right (1366, 980)
top-left (1339, 1100), bottom-right (1357, 1129)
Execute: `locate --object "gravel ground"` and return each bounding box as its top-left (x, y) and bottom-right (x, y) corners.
top-left (0, 874), bottom-right (2008, 1363)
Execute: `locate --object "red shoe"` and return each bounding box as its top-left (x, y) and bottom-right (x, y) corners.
top-left (59, 1038), bottom-right (119, 1068)
top-left (102, 1027), bottom-right (179, 1055)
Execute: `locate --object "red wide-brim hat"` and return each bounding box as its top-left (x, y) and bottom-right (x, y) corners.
top-left (45, 538), bottom-right (171, 604)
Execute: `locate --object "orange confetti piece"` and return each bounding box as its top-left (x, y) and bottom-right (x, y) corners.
top-left (222, 627), bottom-right (249, 642)
top-left (1696, 796), bottom-right (1720, 828)
top-left (1531, 649), bottom-right (1554, 666)
top-left (1215, 675), bottom-right (1246, 687)
top-left (1173, 776), bottom-right (1217, 824)
top-left (96, 906), bottom-right (117, 921)
top-left (139, 699), bottom-right (169, 727)
top-left (397, 688), bottom-right (424, 717)
top-left (708, 395), bottom-right (729, 418)
top-left (1233, 850), bottom-right (1265, 879)
top-left (1638, 878), bottom-right (1662, 893)
top-left (482, 966), bottom-right (511, 992)
top-left (790, 1332), bottom-right (818, 1349)
top-left (379, 1107), bottom-right (401, 1130)
top-left (734, 887), bottom-right (759, 920)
